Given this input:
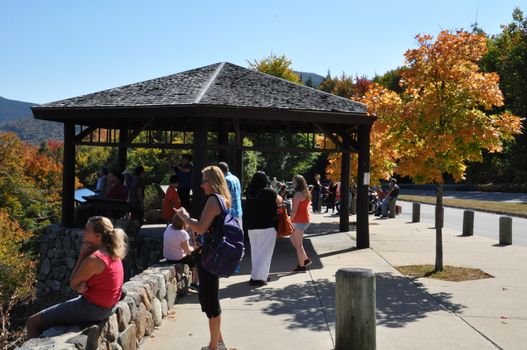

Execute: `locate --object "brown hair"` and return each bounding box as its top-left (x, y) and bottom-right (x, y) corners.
top-left (202, 165), bottom-right (231, 208)
top-left (171, 214), bottom-right (184, 230)
top-left (87, 216), bottom-right (127, 260)
top-left (293, 175), bottom-right (311, 200)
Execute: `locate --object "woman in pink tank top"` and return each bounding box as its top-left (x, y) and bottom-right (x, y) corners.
top-left (26, 216), bottom-right (127, 338)
top-left (289, 175), bottom-right (312, 272)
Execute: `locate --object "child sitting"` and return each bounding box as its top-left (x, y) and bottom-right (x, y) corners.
top-left (163, 214), bottom-right (199, 290)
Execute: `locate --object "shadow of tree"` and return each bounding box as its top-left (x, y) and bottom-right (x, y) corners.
top-left (242, 278), bottom-right (335, 332)
top-left (174, 222), bottom-right (467, 332)
top-left (376, 272), bottom-right (465, 328)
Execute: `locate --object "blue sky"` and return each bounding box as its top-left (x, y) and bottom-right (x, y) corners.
top-left (1, 0), bottom-right (524, 104)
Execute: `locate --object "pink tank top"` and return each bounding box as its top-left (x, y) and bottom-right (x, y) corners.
top-left (292, 198), bottom-right (310, 223)
top-left (84, 250), bottom-right (124, 308)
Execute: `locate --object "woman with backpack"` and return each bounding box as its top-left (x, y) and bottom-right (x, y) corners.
top-left (245, 171), bottom-right (281, 287)
top-left (175, 165), bottom-right (231, 350)
top-left (289, 174), bottom-right (312, 272)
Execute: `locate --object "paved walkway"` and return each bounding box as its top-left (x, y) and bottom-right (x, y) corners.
top-left (140, 212), bottom-right (527, 350)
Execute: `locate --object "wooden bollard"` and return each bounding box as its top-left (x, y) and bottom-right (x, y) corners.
top-left (462, 210), bottom-right (474, 236)
top-left (412, 202), bottom-right (420, 222)
top-left (336, 268), bottom-right (376, 350)
top-left (388, 200), bottom-right (396, 218)
top-left (499, 216), bottom-right (512, 245)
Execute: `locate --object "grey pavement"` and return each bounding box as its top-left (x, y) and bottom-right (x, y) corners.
top-left (140, 212), bottom-right (527, 350)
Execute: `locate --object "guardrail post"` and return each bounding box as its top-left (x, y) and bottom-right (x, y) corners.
top-left (462, 210), bottom-right (474, 236)
top-left (499, 216), bottom-right (512, 245)
top-left (336, 268), bottom-right (376, 350)
top-left (388, 200), bottom-right (396, 218)
top-left (412, 202), bottom-right (420, 222)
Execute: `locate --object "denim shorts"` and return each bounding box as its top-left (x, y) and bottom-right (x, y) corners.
top-left (38, 295), bottom-right (116, 329)
top-left (293, 223), bottom-right (310, 231)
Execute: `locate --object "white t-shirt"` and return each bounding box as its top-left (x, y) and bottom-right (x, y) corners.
top-left (163, 225), bottom-right (190, 261)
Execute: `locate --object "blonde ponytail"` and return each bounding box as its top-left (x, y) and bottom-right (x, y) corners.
top-left (88, 216), bottom-right (128, 260)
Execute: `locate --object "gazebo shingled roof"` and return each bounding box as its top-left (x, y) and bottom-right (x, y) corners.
top-left (37, 62), bottom-right (366, 111)
top-left (32, 61), bottom-right (374, 249)
top-left (32, 62), bottom-right (370, 131)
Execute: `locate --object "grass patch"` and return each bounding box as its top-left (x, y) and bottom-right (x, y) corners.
top-left (398, 194), bottom-right (527, 217)
top-left (395, 264), bottom-right (493, 282)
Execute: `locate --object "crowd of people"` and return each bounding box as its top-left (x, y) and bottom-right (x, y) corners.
top-left (34, 155), bottom-right (399, 350)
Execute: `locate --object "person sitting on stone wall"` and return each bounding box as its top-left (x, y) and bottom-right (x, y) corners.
top-left (26, 216), bottom-right (127, 338)
top-left (163, 214), bottom-right (199, 291)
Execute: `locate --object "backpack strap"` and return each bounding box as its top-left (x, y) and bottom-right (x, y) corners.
top-left (211, 193), bottom-right (228, 215)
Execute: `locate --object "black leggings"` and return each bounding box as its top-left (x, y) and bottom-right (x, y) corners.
top-left (197, 256), bottom-right (221, 318)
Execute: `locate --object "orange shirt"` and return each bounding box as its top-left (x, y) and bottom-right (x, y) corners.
top-left (292, 198), bottom-right (310, 223)
top-left (163, 186), bottom-right (182, 221)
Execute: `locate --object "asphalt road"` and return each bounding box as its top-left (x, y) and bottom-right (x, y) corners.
top-left (400, 188), bottom-right (527, 203)
top-left (397, 200), bottom-right (527, 247)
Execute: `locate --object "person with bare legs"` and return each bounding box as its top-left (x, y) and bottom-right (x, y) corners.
top-left (175, 166), bottom-right (231, 350)
top-left (289, 174), bottom-right (312, 272)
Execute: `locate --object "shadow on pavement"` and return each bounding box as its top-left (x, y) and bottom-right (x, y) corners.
top-left (376, 273), bottom-right (465, 328)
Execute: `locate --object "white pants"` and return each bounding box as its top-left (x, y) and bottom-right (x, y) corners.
top-left (248, 227), bottom-right (277, 281)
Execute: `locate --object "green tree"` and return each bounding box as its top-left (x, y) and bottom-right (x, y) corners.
top-left (248, 53), bottom-right (302, 83)
top-left (472, 7), bottom-right (527, 184)
top-left (373, 67), bottom-right (405, 93)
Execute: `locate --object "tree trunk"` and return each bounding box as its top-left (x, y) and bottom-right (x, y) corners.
top-left (435, 183), bottom-right (444, 271)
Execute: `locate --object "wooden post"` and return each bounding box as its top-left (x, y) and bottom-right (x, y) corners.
top-left (234, 119), bottom-right (244, 187)
top-left (339, 133), bottom-right (350, 232)
top-left (412, 202), bottom-right (420, 222)
top-left (336, 268), bottom-right (376, 350)
top-left (217, 124), bottom-right (228, 163)
top-left (462, 210), bottom-right (474, 236)
top-left (499, 216), bottom-right (512, 245)
top-left (117, 127), bottom-right (129, 172)
top-left (191, 119), bottom-right (208, 217)
top-left (388, 200), bottom-right (396, 218)
top-left (62, 122), bottom-right (75, 227)
top-left (356, 125), bottom-right (371, 249)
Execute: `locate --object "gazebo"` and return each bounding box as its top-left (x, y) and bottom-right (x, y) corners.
top-left (32, 62), bottom-right (376, 248)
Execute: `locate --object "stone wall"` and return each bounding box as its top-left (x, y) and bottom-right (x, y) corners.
top-left (20, 263), bottom-right (190, 350)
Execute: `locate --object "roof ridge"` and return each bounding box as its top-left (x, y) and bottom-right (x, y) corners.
top-left (194, 62), bottom-right (225, 103)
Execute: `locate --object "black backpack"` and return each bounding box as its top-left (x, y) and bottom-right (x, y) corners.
top-left (201, 194), bottom-right (244, 277)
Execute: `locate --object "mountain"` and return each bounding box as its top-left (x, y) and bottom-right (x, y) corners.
top-left (0, 96), bottom-right (63, 143)
top-left (295, 71), bottom-right (325, 88)
top-left (0, 96), bottom-right (36, 121)
top-left (0, 117), bottom-right (63, 144)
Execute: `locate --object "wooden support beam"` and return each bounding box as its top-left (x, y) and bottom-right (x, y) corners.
top-left (339, 133), bottom-right (351, 232)
top-left (356, 125), bottom-right (371, 249)
top-left (62, 122), bottom-right (75, 227)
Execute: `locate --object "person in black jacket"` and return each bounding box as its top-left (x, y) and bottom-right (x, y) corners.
top-left (245, 171), bottom-right (282, 287)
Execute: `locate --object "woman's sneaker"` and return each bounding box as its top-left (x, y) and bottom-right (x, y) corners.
top-left (189, 282), bottom-right (199, 291)
top-left (304, 258), bottom-right (312, 267)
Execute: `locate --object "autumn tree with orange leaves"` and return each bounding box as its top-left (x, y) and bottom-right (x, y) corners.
top-left (317, 74), bottom-right (399, 183)
top-left (365, 30), bottom-right (523, 271)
